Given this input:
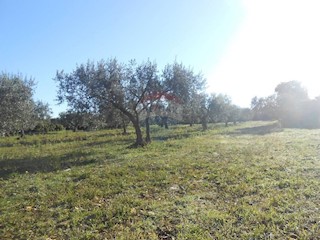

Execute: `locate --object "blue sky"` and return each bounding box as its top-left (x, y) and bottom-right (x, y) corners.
top-left (2, 0), bottom-right (320, 117)
top-left (0, 0), bottom-right (244, 116)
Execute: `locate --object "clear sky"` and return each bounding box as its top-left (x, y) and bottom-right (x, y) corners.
top-left (1, 0), bottom-right (320, 117)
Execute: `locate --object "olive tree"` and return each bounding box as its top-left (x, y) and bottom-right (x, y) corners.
top-left (55, 59), bottom-right (159, 146)
top-left (162, 61), bottom-right (206, 127)
top-left (55, 59), bottom-right (207, 146)
top-left (0, 73), bottom-right (35, 136)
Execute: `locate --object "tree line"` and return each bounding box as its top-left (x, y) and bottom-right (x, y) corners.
top-left (251, 80), bottom-right (320, 128)
top-left (0, 73), bottom-right (60, 137)
top-left (0, 59), bottom-right (249, 146)
top-left (54, 59), bottom-right (249, 146)
top-left (3, 59), bottom-right (318, 146)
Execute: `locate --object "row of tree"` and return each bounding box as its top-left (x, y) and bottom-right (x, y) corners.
top-left (251, 80), bottom-right (320, 128)
top-left (0, 73), bottom-right (58, 136)
top-left (55, 59), bottom-right (249, 146)
top-left (7, 60), bottom-right (318, 146)
top-left (1, 62), bottom-right (249, 145)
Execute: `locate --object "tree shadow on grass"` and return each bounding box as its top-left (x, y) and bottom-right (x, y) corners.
top-left (151, 125), bottom-right (208, 142)
top-left (152, 133), bottom-right (193, 141)
top-left (0, 136), bottom-right (91, 148)
top-left (230, 122), bottom-right (283, 136)
top-left (95, 132), bottom-right (126, 138)
top-left (84, 138), bottom-right (134, 148)
top-left (0, 151), bottom-right (97, 179)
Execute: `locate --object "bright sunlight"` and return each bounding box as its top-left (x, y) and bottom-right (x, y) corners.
top-left (208, 0), bottom-right (320, 106)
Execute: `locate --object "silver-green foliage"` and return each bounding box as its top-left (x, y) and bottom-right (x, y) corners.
top-left (0, 73), bottom-right (35, 134)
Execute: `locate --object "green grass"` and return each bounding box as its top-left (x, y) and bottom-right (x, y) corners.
top-left (1, 122), bottom-right (320, 239)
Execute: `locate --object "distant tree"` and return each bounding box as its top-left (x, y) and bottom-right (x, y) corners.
top-left (251, 80), bottom-right (320, 129)
top-left (0, 73), bottom-right (35, 136)
top-left (275, 81), bottom-right (309, 127)
top-left (99, 104), bottom-right (129, 133)
top-left (251, 95), bottom-right (278, 121)
top-left (275, 80), bottom-right (308, 100)
top-left (298, 97), bottom-right (320, 128)
top-left (181, 91), bottom-right (202, 126)
top-left (56, 62), bottom-right (97, 115)
top-left (208, 94), bottom-right (233, 126)
top-left (238, 108), bottom-right (253, 122)
top-left (204, 94), bottom-right (219, 124)
top-left (152, 100), bottom-right (170, 128)
top-left (33, 100), bottom-right (52, 121)
top-left (58, 111), bottom-right (89, 131)
top-left (31, 101), bottom-right (53, 134)
top-left (199, 94), bottom-right (211, 130)
top-left (228, 104), bottom-right (241, 125)
top-left (162, 61), bottom-right (206, 127)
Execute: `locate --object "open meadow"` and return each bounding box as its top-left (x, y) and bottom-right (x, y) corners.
top-left (1, 121), bottom-right (320, 239)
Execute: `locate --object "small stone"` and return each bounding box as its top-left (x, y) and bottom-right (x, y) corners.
top-left (25, 206), bottom-right (33, 211)
top-left (169, 185), bottom-right (180, 191)
top-left (212, 152), bottom-right (220, 157)
top-left (147, 211), bottom-right (155, 216)
top-left (130, 208), bottom-right (137, 215)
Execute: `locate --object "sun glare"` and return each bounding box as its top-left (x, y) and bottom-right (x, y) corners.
top-left (208, 0), bottom-right (320, 106)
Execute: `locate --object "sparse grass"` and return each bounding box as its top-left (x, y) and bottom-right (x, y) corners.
top-left (1, 122), bottom-right (320, 239)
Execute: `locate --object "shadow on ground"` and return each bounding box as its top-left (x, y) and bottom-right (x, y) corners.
top-left (231, 122), bottom-right (283, 136)
top-left (0, 151), bottom-right (97, 179)
top-left (152, 133), bottom-right (193, 141)
top-left (0, 136), bottom-right (91, 148)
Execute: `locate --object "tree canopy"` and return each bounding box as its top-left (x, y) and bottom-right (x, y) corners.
top-left (0, 73), bottom-right (35, 135)
top-left (251, 80), bottom-right (320, 128)
top-left (55, 58), bottom-right (208, 146)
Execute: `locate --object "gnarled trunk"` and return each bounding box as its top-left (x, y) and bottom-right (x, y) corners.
top-left (111, 103), bottom-right (145, 147)
top-left (132, 119), bottom-right (144, 146)
top-left (125, 111), bottom-right (144, 147)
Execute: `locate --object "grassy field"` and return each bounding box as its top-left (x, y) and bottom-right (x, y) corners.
top-left (1, 121), bottom-right (320, 239)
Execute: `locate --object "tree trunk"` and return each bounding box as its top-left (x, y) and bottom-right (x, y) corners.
top-left (145, 108), bottom-right (151, 143)
top-left (162, 116), bottom-right (168, 129)
top-left (145, 117), bottom-right (151, 143)
top-left (20, 129), bottom-right (25, 138)
top-left (201, 116), bottom-right (208, 131)
top-left (122, 118), bottom-right (127, 135)
top-left (132, 119), bottom-right (144, 147)
top-left (111, 103), bottom-right (145, 147)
